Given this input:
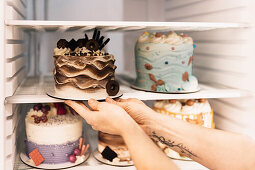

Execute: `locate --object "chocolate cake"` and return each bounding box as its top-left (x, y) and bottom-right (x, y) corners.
top-left (53, 29), bottom-right (119, 98)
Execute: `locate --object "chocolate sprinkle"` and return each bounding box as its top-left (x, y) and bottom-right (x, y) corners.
top-left (101, 146), bottom-right (117, 162)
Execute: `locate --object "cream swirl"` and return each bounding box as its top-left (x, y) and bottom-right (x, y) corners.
top-left (154, 100), bottom-right (167, 109)
top-left (137, 31), bottom-right (193, 45)
top-left (163, 101), bottom-right (182, 113)
top-left (181, 101), bottom-right (211, 114)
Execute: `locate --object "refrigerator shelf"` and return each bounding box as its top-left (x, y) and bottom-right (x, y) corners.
top-left (5, 20), bottom-right (248, 32)
top-left (5, 74), bottom-right (249, 104)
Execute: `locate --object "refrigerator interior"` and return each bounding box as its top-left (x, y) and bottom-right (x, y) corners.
top-left (1, 0), bottom-right (255, 169)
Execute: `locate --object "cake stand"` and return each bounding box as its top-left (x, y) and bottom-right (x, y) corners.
top-left (46, 85), bottom-right (123, 101)
top-left (20, 150), bottom-right (90, 169)
top-left (93, 149), bottom-right (134, 167)
top-left (131, 84), bottom-right (200, 94)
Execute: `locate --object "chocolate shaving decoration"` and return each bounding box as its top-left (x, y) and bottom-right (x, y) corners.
top-left (101, 146), bottom-right (117, 162)
top-left (99, 38), bottom-right (110, 50)
top-left (69, 39), bottom-right (78, 51)
top-left (85, 39), bottom-right (99, 51)
top-left (57, 39), bottom-right (68, 49)
top-left (96, 30), bottom-right (100, 41)
top-left (98, 36), bottom-right (104, 46)
top-left (85, 34), bottom-right (89, 42)
top-left (106, 80), bottom-right (119, 96)
top-left (92, 29), bottom-right (98, 40)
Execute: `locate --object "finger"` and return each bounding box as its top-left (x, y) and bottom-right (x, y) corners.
top-left (88, 98), bottom-right (101, 111)
top-left (75, 101), bottom-right (91, 111)
top-left (65, 100), bottom-right (92, 120)
top-left (106, 97), bottom-right (126, 108)
top-left (105, 97), bottom-right (117, 104)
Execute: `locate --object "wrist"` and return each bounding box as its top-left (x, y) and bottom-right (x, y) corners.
top-left (120, 118), bottom-right (140, 137)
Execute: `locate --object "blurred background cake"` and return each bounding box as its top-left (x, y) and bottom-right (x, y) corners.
top-left (134, 31), bottom-right (198, 92)
top-left (53, 29), bottom-right (120, 98)
top-left (153, 99), bottom-right (214, 160)
top-left (98, 131), bottom-right (131, 163)
top-left (25, 103), bottom-right (89, 165)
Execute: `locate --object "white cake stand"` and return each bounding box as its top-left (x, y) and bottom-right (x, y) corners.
top-left (46, 85), bottom-right (123, 101)
top-left (93, 149), bottom-right (134, 167)
top-left (131, 84), bottom-right (200, 94)
top-left (20, 150), bottom-right (90, 169)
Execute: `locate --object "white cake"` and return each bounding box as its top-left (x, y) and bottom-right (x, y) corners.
top-left (25, 103), bottom-right (84, 164)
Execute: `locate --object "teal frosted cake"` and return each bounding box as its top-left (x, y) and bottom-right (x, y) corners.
top-left (134, 31), bottom-right (198, 92)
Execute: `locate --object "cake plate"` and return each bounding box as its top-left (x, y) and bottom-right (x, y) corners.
top-left (131, 84), bottom-right (200, 94)
top-left (46, 86), bottom-right (123, 101)
top-left (20, 151), bottom-right (90, 169)
top-left (93, 149), bottom-right (134, 167)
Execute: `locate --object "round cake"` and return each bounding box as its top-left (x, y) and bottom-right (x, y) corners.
top-left (25, 103), bottom-right (84, 164)
top-left (98, 131), bottom-right (131, 163)
top-left (153, 99), bottom-right (214, 160)
top-left (53, 29), bottom-right (120, 98)
top-left (134, 31), bottom-right (198, 92)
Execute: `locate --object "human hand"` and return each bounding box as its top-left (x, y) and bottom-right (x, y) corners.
top-left (65, 99), bottom-right (136, 135)
top-left (105, 97), bottom-right (156, 129)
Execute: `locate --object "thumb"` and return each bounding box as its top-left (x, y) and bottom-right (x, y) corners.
top-left (88, 98), bottom-right (101, 111)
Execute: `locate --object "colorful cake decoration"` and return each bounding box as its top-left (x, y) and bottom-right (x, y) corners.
top-left (29, 148), bottom-right (45, 166)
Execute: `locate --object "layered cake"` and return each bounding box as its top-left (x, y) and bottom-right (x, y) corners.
top-left (134, 31), bottom-right (198, 92)
top-left (153, 99), bottom-right (214, 160)
top-left (98, 131), bottom-right (131, 163)
top-left (25, 103), bottom-right (89, 165)
top-left (53, 29), bottom-right (119, 98)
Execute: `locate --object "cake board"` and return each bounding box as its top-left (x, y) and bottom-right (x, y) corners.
top-left (46, 86), bottom-right (123, 101)
top-left (20, 150), bottom-right (90, 169)
top-left (131, 84), bottom-right (200, 94)
top-left (93, 149), bottom-right (134, 167)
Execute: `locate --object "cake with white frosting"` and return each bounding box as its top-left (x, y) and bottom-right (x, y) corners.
top-left (98, 131), bottom-right (131, 163)
top-left (25, 103), bottom-right (88, 165)
top-left (153, 99), bottom-right (214, 160)
top-left (53, 29), bottom-right (120, 98)
top-left (134, 31), bottom-right (198, 92)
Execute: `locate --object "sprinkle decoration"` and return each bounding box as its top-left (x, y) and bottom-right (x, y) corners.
top-left (144, 63), bottom-right (153, 70)
top-left (193, 44), bottom-right (197, 48)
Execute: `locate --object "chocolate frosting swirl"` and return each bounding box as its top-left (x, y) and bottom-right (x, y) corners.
top-left (54, 54), bottom-right (116, 90)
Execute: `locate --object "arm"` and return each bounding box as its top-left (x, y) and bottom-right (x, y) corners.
top-left (106, 98), bottom-right (255, 170)
top-left (147, 113), bottom-right (255, 170)
top-left (65, 100), bottom-right (179, 170)
top-left (122, 117), bottom-right (178, 170)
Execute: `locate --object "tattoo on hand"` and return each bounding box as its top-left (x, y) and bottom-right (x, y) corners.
top-left (151, 131), bottom-right (198, 158)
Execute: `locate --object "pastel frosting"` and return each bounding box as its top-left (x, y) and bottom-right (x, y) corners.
top-left (134, 31), bottom-right (198, 92)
